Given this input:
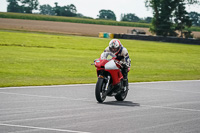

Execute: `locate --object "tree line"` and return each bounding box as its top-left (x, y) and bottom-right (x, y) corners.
top-left (7, 0), bottom-right (200, 38)
top-left (6, 0), bottom-right (153, 23)
top-left (145, 0), bottom-right (200, 37)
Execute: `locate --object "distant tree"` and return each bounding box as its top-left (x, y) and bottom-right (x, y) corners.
top-left (174, 0), bottom-right (192, 37)
top-left (76, 13), bottom-right (93, 19)
top-left (121, 13), bottom-right (140, 22)
top-left (189, 11), bottom-right (200, 26)
top-left (98, 9), bottom-right (116, 21)
top-left (53, 3), bottom-right (77, 17)
top-left (62, 4), bottom-right (77, 17)
top-left (7, 0), bottom-right (22, 12)
top-left (54, 2), bottom-right (61, 16)
top-left (144, 17), bottom-right (153, 23)
top-left (138, 17), bottom-right (153, 23)
top-left (39, 4), bottom-right (55, 15)
top-left (18, 0), bottom-right (39, 13)
top-left (146, 0), bottom-right (178, 36)
top-left (145, 0), bottom-right (199, 37)
top-left (76, 13), bottom-right (83, 17)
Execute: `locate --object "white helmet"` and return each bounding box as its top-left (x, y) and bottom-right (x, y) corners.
top-left (109, 39), bottom-right (121, 54)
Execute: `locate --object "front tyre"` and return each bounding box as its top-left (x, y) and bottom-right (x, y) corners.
top-left (95, 78), bottom-right (107, 103)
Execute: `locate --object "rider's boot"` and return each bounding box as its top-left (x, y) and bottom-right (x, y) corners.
top-left (122, 67), bottom-right (129, 91)
top-left (123, 79), bottom-right (129, 91)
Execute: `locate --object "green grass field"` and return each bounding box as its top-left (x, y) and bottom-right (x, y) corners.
top-left (0, 30), bottom-right (200, 87)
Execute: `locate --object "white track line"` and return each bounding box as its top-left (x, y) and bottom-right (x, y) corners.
top-left (135, 86), bottom-right (200, 94)
top-left (0, 84), bottom-right (95, 90)
top-left (1, 90), bottom-right (199, 113)
top-left (3, 108), bottom-right (100, 123)
top-left (0, 123), bottom-right (90, 133)
top-left (0, 92), bottom-right (92, 102)
top-left (141, 104), bottom-right (200, 112)
top-left (129, 80), bottom-right (200, 85)
top-left (0, 80), bottom-right (199, 90)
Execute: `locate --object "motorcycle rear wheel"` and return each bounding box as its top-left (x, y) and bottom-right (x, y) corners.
top-left (115, 87), bottom-right (128, 101)
top-left (95, 78), bottom-right (107, 103)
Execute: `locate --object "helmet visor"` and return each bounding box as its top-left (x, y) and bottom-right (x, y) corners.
top-left (109, 47), bottom-right (119, 53)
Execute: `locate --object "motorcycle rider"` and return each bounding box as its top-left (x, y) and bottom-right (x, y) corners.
top-left (101, 39), bottom-right (131, 89)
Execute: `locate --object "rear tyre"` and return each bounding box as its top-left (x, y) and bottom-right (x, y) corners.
top-left (95, 78), bottom-right (107, 103)
top-left (115, 87), bottom-right (128, 101)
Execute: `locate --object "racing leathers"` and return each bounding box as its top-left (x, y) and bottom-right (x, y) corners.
top-left (101, 45), bottom-right (131, 88)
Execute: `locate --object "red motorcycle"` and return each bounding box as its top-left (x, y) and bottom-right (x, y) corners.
top-left (93, 52), bottom-right (129, 103)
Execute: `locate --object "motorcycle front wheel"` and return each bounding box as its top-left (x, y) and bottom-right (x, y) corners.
top-left (95, 78), bottom-right (107, 103)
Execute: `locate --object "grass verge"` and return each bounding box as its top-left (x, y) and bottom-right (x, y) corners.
top-left (0, 30), bottom-right (200, 87)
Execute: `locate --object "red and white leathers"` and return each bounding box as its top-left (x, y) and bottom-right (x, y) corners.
top-left (101, 39), bottom-right (131, 87)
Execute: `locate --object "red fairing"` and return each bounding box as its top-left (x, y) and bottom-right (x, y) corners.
top-left (95, 57), bottom-right (123, 86)
top-left (106, 69), bottom-right (123, 85)
top-left (95, 58), bottom-right (108, 71)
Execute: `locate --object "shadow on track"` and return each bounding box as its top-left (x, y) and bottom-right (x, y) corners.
top-left (100, 101), bottom-right (140, 107)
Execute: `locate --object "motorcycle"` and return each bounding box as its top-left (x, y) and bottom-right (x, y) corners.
top-left (92, 52), bottom-right (129, 103)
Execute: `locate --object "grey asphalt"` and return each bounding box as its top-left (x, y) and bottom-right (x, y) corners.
top-left (0, 80), bottom-right (200, 133)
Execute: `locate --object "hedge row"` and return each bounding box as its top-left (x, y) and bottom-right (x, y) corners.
top-left (0, 12), bottom-right (150, 28)
top-left (1, 12), bottom-right (199, 32)
top-left (114, 34), bottom-right (200, 45)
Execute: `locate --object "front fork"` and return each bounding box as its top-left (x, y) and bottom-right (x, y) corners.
top-left (105, 76), bottom-right (110, 91)
top-left (98, 74), bottom-right (111, 94)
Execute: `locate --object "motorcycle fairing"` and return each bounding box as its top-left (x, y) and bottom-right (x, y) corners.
top-left (106, 69), bottom-right (123, 85)
top-left (105, 60), bottom-right (119, 70)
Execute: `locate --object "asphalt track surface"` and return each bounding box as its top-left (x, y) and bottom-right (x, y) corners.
top-left (0, 80), bottom-right (200, 133)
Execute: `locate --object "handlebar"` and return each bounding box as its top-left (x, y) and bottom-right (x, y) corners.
top-left (91, 59), bottom-right (98, 65)
top-left (114, 60), bottom-right (123, 68)
top-left (92, 57), bottom-right (128, 68)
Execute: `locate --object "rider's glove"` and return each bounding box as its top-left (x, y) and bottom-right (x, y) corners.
top-left (120, 61), bottom-right (128, 68)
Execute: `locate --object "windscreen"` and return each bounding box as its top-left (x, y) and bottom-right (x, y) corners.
top-left (101, 52), bottom-right (116, 60)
